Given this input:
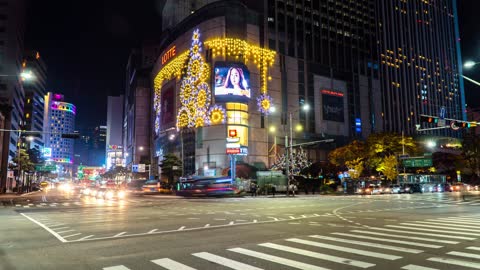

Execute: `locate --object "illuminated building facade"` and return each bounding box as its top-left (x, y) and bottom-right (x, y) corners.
top-left (151, 0), bottom-right (380, 176)
top-left (44, 93), bottom-right (76, 165)
top-left (376, 0), bottom-right (465, 136)
top-left (22, 50), bottom-right (47, 151)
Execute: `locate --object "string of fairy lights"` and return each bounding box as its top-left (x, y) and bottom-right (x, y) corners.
top-left (153, 29), bottom-right (277, 134)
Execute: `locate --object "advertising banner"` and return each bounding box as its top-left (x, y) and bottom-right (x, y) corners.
top-left (321, 89), bottom-right (344, 122)
top-left (161, 87), bottom-right (175, 127)
top-left (214, 63), bottom-right (251, 102)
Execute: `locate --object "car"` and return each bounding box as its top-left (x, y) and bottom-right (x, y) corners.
top-left (126, 180), bottom-right (147, 195)
top-left (443, 183), bottom-right (452, 192)
top-left (451, 184), bottom-right (463, 192)
top-left (371, 185), bottom-right (383, 195)
top-left (390, 185), bottom-right (402, 194)
top-left (356, 187), bottom-right (373, 195)
top-left (403, 183), bottom-right (422, 194)
top-left (382, 186), bottom-right (392, 194)
top-left (142, 180), bottom-right (171, 194)
top-left (103, 189), bottom-right (127, 200)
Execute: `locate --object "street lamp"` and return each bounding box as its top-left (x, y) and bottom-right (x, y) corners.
top-left (464, 61), bottom-right (479, 69)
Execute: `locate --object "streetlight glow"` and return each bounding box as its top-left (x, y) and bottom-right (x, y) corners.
top-left (269, 126), bottom-right (276, 133)
top-left (302, 104), bottom-right (310, 111)
top-left (26, 136), bottom-right (34, 142)
top-left (464, 61), bottom-right (477, 69)
top-left (295, 124), bottom-right (303, 132)
top-left (427, 141), bottom-right (436, 148)
top-left (20, 70), bottom-right (35, 81)
top-left (138, 146), bottom-right (144, 151)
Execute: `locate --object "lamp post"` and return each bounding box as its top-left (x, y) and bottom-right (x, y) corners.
top-left (463, 60), bottom-right (480, 87)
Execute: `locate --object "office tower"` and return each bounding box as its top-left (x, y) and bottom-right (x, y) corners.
top-left (376, 0), bottom-right (465, 136)
top-left (106, 95), bottom-right (124, 169)
top-left (22, 50), bottom-right (47, 151)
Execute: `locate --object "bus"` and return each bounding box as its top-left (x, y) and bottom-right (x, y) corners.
top-left (397, 173), bottom-right (447, 192)
top-left (176, 176), bottom-right (240, 197)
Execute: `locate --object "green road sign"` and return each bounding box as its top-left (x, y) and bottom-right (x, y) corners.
top-left (35, 165), bottom-right (57, 172)
top-left (402, 158), bottom-right (433, 168)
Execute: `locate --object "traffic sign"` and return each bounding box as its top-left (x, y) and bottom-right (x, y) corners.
top-left (35, 165), bottom-right (57, 172)
top-left (138, 164), bottom-right (146, 173)
top-left (402, 158), bottom-right (433, 168)
top-left (437, 119), bottom-right (446, 127)
top-left (399, 154), bottom-right (409, 159)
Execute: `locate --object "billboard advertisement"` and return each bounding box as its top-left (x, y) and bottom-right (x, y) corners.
top-left (214, 63), bottom-right (251, 102)
top-left (321, 89), bottom-right (344, 122)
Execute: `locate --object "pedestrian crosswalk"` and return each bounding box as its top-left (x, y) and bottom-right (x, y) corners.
top-left (101, 214), bottom-right (480, 270)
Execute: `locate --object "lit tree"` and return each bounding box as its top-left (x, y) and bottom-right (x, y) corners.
top-left (328, 140), bottom-right (365, 167)
top-left (377, 155), bottom-right (398, 181)
top-left (271, 147), bottom-right (312, 176)
top-left (345, 158), bottom-right (364, 179)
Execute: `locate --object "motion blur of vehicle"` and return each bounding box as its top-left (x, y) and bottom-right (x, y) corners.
top-left (176, 176), bottom-right (238, 197)
top-left (58, 182), bottom-right (74, 193)
top-left (142, 180), bottom-right (171, 194)
top-left (126, 180), bottom-right (147, 195)
top-left (451, 183), bottom-right (463, 192)
top-left (81, 187), bottom-right (126, 200)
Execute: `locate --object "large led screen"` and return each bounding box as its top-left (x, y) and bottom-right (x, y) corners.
top-left (214, 63), bottom-right (251, 103)
top-left (321, 90), bottom-right (345, 122)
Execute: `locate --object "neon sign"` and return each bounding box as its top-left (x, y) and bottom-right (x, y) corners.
top-left (162, 46), bottom-right (176, 65)
top-left (321, 89), bottom-right (344, 97)
top-left (51, 101), bottom-right (76, 115)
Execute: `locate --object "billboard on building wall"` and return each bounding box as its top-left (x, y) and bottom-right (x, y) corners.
top-left (161, 87), bottom-right (175, 127)
top-left (321, 89), bottom-right (345, 122)
top-left (214, 62), bottom-right (251, 103)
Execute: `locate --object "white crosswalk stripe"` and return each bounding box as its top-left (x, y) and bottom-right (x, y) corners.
top-left (258, 242), bottom-right (375, 268)
top-left (286, 238), bottom-right (402, 260)
top-left (401, 264), bottom-right (439, 270)
top-left (309, 235), bottom-right (423, 254)
top-left (192, 252), bottom-right (262, 270)
top-left (399, 222), bottom-right (480, 233)
top-left (467, 246), bottom-right (480, 251)
top-left (103, 266), bottom-right (131, 270)
top-left (228, 247), bottom-right (328, 270)
top-left (331, 232), bottom-right (443, 248)
top-left (151, 258), bottom-right (197, 270)
top-left (427, 219), bottom-right (480, 225)
top-left (415, 220), bottom-right (480, 228)
top-left (348, 230), bottom-right (459, 244)
top-left (369, 227), bottom-right (477, 240)
top-left (448, 251), bottom-right (480, 259)
top-left (427, 257), bottom-right (480, 269)
top-left (385, 225), bottom-right (480, 236)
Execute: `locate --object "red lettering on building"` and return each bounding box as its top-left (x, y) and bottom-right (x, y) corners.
top-left (162, 46), bottom-right (177, 65)
top-left (321, 89), bottom-right (344, 97)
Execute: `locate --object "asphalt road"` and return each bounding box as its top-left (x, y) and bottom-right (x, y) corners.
top-left (2, 191), bottom-right (480, 270)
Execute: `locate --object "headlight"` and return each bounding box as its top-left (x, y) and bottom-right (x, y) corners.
top-left (366, 189), bottom-right (371, 192)
top-left (385, 188), bottom-right (391, 192)
top-left (405, 188), bottom-right (410, 191)
top-left (117, 191), bottom-right (126, 199)
top-left (106, 191), bottom-right (114, 199)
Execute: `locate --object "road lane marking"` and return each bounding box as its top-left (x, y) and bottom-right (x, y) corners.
top-left (427, 219), bottom-right (480, 225)
top-left (467, 246), bottom-right (480, 251)
top-left (369, 227), bottom-right (476, 240)
top-left (448, 251), bottom-right (480, 259)
top-left (434, 218), bottom-right (480, 224)
top-left (228, 248), bottom-right (328, 270)
top-left (20, 213), bottom-right (67, 243)
top-left (401, 264), bottom-right (439, 270)
top-left (148, 229), bottom-right (158, 233)
top-left (259, 242), bottom-right (375, 268)
top-left (309, 235), bottom-right (423, 254)
top-left (287, 238), bottom-right (401, 260)
top-left (57, 230), bottom-right (75, 234)
top-left (103, 266), bottom-right (131, 270)
top-left (178, 226), bottom-right (186, 230)
top-left (193, 252), bottom-right (263, 270)
top-left (63, 233), bottom-right (81, 238)
top-left (400, 222), bottom-right (480, 233)
top-left (427, 257), bottom-right (480, 269)
top-left (416, 220), bottom-right (480, 228)
top-left (78, 235), bottom-right (94, 240)
top-left (114, 232), bottom-right (126, 237)
top-left (151, 258), bottom-right (197, 270)
top-left (331, 233), bottom-right (442, 248)
top-left (385, 225), bottom-right (480, 236)
top-left (349, 230), bottom-right (458, 244)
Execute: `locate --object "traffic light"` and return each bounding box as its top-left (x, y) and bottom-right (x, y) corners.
top-left (420, 115), bottom-right (439, 124)
top-left (61, 132), bottom-right (80, 139)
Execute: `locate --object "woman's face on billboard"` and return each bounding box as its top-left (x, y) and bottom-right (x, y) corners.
top-left (230, 68), bottom-right (240, 86)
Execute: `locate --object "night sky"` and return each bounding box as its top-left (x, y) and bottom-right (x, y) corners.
top-left (24, 1), bottom-right (480, 131)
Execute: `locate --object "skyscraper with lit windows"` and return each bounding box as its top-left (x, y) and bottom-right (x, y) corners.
top-left (376, 0), bottom-right (465, 136)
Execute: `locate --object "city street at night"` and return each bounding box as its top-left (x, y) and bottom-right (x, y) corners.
top-left (3, 193), bottom-right (480, 270)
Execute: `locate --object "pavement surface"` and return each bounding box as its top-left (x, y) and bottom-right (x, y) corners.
top-left (2, 190), bottom-right (480, 269)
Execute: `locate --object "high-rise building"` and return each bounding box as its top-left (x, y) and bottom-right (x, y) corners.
top-left (162, 0), bottom-right (220, 31)
top-left (44, 93), bottom-right (76, 166)
top-left (376, 0), bottom-right (465, 136)
top-left (22, 50), bottom-right (47, 151)
top-left (106, 95), bottom-right (124, 169)
top-left (92, 125), bottom-right (107, 166)
top-left (0, 0), bottom-right (27, 192)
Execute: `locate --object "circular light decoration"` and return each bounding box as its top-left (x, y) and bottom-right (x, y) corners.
top-left (257, 94), bottom-right (273, 115)
top-left (194, 109), bottom-right (208, 128)
top-left (208, 105), bottom-right (227, 125)
top-left (196, 82), bottom-right (211, 108)
top-left (180, 79), bottom-right (193, 103)
top-left (177, 107), bottom-right (191, 129)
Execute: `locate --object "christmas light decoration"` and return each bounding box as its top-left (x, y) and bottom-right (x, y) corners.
top-left (257, 94), bottom-right (272, 115)
top-left (208, 104), bottom-right (227, 125)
